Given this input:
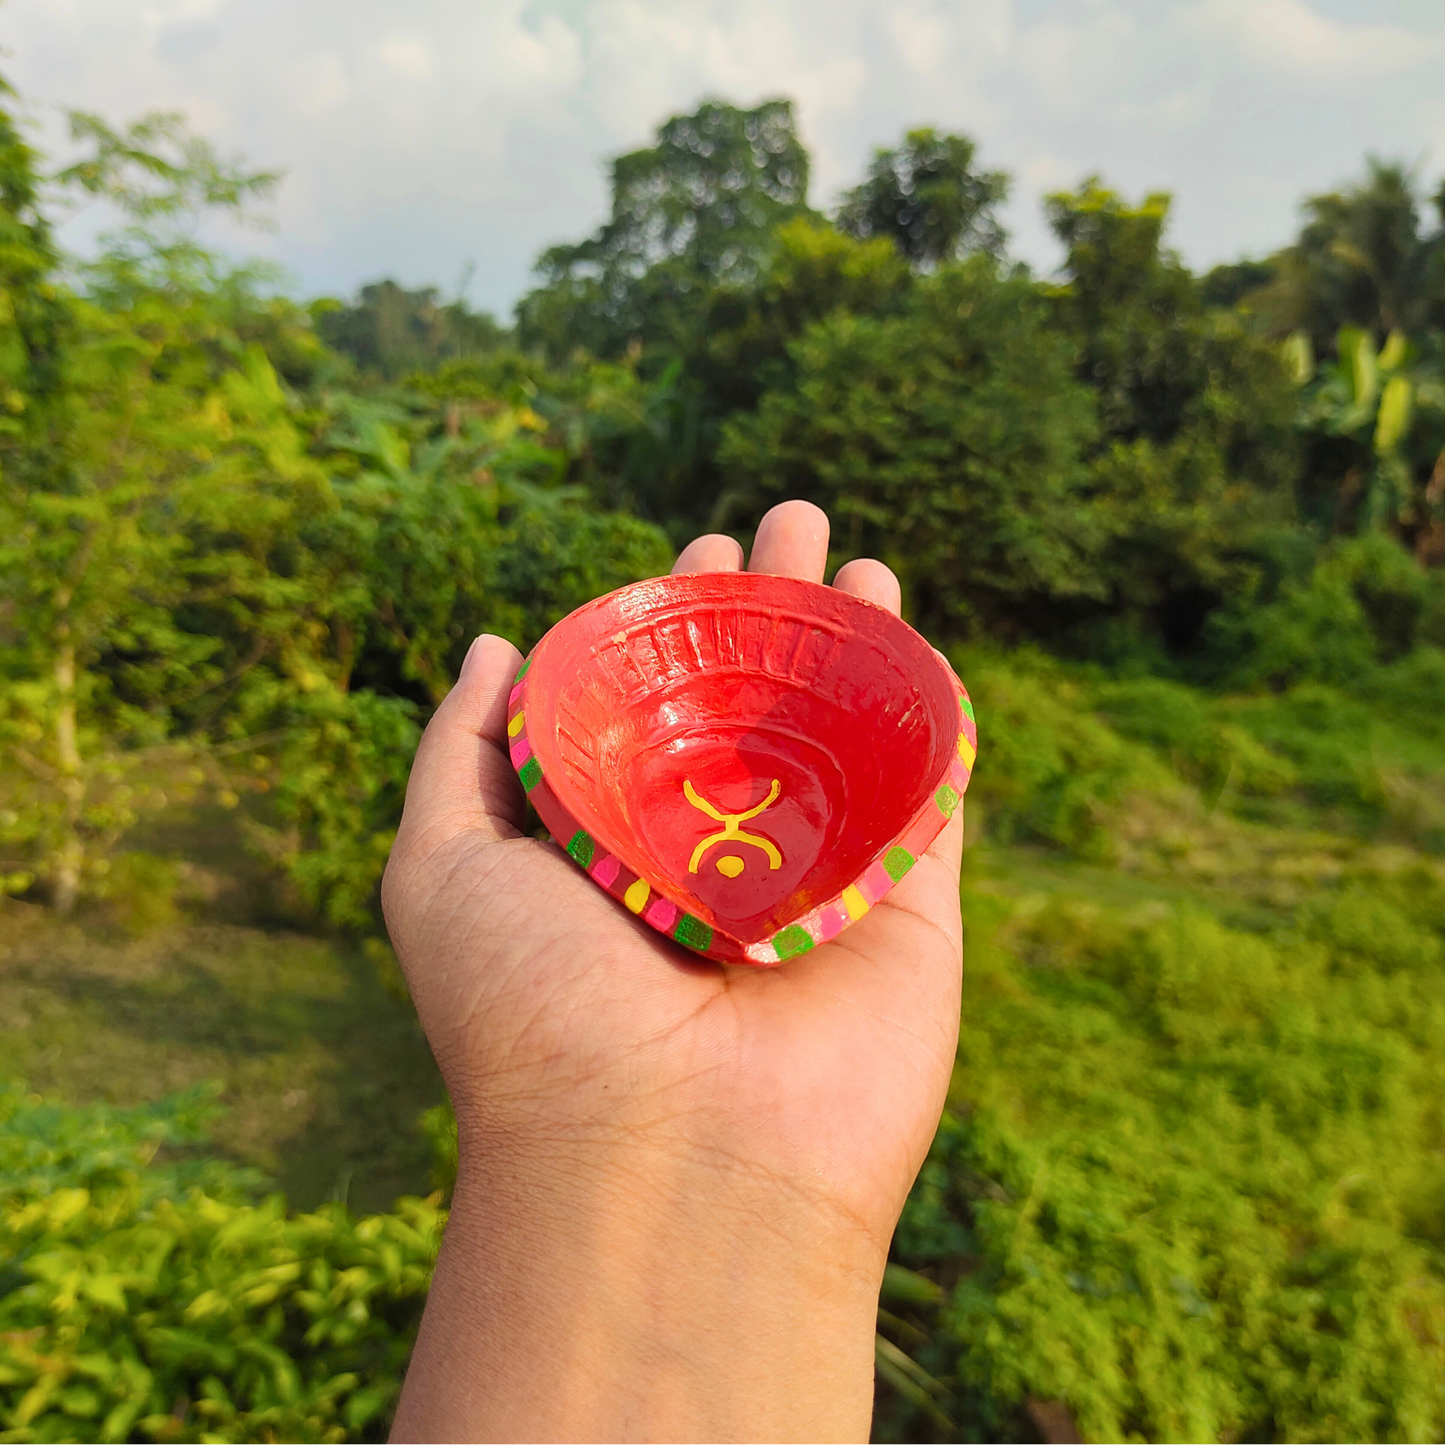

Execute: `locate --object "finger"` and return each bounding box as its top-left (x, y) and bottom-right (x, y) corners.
top-left (747, 499), bottom-right (830, 581)
top-left (831, 558), bottom-right (901, 615)
top-left (673, 533), bottom-right (744, 574)
top-left (395, 634), bottom-right (526, 854)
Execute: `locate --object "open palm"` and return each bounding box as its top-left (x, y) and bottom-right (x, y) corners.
top-left (383, 501), bottom-right (964, 1440)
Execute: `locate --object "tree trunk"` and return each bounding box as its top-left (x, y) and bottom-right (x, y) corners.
top-left (1415, 449), bottom-right (1445, 568)
top-left (52, 634), bottom-right (84, 914)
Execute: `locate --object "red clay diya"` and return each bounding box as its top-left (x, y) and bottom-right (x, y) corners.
top-left (506, 572), bottom-right (977, 966)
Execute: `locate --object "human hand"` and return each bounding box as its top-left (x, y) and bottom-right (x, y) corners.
top-left (383, 501), bottom-right (964, 1443)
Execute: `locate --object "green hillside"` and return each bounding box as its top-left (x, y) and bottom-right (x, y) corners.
top-left (2, 80), bottom-right (1444, 1444)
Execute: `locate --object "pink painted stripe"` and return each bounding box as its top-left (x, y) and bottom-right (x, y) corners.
top-left (860, 861), bottom-right (894, 905)
top-left (818, 904), bottom-right (847, 942)
top-left (591, 854), bottom-right (620, 888)
top-left (508, 736), bottom-right (533, 768)
top-left (961, 715), bottom-right (978, 750)
top-left (643, 897), bottom-right (678, 932)
top-left (508, 682), bottom-right (525, 709)
top-left (950, 758), bottom-right (971, 791)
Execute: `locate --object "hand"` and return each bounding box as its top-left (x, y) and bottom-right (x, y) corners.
top-left (383, 501), bottom-right (964, 1443)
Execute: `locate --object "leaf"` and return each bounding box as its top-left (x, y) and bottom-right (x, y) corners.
top-left (1374, 375), bottom-right (1413, 457)
top-left (79, 1274), bottom-right (127, 1311)
top-left (875, 1334), bottom-right (953, 1429)
top-left (1378, 328), bottom-right (1409, 372)
top-left (880, 1262), bottom-right (944, 1306)
top-left (182, 1289), bottom-right (229, 1323)
top-left (1283, 331), bottom-right (1314, 386)
top-left (99, 1396), bottom-right (147, 1445)
top-left (343, 1380), bottom-right (396, 1432)
top-left (1338, 326), bottom-right (1378, 409)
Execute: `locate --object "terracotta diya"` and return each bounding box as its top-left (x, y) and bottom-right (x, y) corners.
top-left (506, 572), bottom-right (977, 965)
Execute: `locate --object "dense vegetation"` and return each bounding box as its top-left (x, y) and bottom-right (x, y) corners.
top-left (2, 70), bottom-right (1444, 1443)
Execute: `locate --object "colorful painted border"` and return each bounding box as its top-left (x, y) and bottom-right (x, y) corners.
top-left (506, 653), bottom-right (977, 966)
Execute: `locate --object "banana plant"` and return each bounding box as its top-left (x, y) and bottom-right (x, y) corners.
top-left (1291, 326), bottom-right (1444, 535)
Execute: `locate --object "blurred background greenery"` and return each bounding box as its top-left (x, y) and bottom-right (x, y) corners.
top-left (1, 64), bottom-right (1444, 1443)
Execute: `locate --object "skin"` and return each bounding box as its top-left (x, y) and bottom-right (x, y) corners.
top-left (383, 501), bottom-right (964, 1443)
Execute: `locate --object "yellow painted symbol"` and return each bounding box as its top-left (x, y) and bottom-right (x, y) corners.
top-left (684, 779), bottom-right (782, 875)
top-left (717, 855), bottom-right (745, 878)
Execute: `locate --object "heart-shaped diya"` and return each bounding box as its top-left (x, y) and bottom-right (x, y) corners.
top-left (506, 572), bottom-right (977, 965)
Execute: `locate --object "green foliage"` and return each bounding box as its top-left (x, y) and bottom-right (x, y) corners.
top-left (949, 658), bottom-right (1174, 859)
top-left (836, 128), bottom-right (1008, 265)
top-left (1292, 325), bottom-right (1445, 542)
top-left (8, 61), bottom-right (1445, 1445)
top-left (1205, 532), bottom-right (1440, 689)
top-left (1234, 158), bottom-right (1445, 347)
top-left (721, 260), bottom-right (1101, 636)
top-left (0, 78), bottom-right (65, 419)
top-left (0, 1089), bottom-right (440, 1443)
top-left (315, 280), bottom-right (507, 379)
top-left (1044, 182), bottom-right (1302, 656)
top-left (875, 652), bottom-right (1445, 1440)
top-left (879, 880), bottom-right (1445, 1443)
top-left (517, 98), bottom-right (813, 364)
top-left (56, 110), bottom-right (279, 232)
top-left (966, 646), bottom-right (1445, 855)
top-left (0, 82), bottom-right (671, 922)
top-left (0, 1085), bottom-right (261, 1209)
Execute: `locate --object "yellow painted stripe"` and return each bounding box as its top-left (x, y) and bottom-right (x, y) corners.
top-left (842, 885), bottom-right (869, 922)
top-left (507, 711), bottom-right (525, 737)
top-left (624, 878), bottom-right (651, 913)
top-left (957, 733), bottom-right (976, 769)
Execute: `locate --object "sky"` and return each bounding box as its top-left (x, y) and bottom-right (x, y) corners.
top-left (5, 0), bottom-right (1445, 318)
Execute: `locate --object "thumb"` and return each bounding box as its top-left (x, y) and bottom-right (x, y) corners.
top-left (394, 634), bottom-right (527, 857)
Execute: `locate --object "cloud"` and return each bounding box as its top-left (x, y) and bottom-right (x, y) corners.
top-left (1185, 0), bottom-right (1442, 79)
top-left (375, 37), bottom-right (434, 80)
top-left (3, 0), bottom-right (1443, 314)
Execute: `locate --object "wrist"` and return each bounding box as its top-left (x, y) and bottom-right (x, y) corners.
top-left (393, 1133), bottom-right (885, 1442)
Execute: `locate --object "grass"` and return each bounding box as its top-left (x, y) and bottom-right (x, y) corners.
top-left (4, 657), bottom-right (1445, 1441)
top-left (0, 902), bottom-right (443, 1215)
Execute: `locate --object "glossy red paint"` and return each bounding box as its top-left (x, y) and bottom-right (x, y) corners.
top-left (509, 572), bottom-right (975, 965)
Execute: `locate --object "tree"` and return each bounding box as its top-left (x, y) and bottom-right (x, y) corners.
top-left (0, 93), bottom-right (296, 913)
top-left (1040, 181), bottom-right (1303, 657)
top-left (515, 99), bottom-right (813, 363)
top-left (719, 258), bottom-right (1102, 637)
top-left (316, 279), bottom-right (507, 378)
top-left (836, 128), bottom-right (1008, 266)
top-left (0, 82), bottom-right (673, 921)
top-left (1290, 326), bottom-right (1445, 552)
top-left (1222, 160), bottom-right (1445, 347)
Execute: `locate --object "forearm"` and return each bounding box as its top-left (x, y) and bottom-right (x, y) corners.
top-left (392, 1141), bottom-right (885, 1443)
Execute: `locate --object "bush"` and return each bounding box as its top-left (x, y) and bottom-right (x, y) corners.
top-left (878, 888), bottom-right (1445, 1442)
top-left (0, 1088), bottom-right (441, 1443)
top-left (953, 656), bottom-right (1174, 859)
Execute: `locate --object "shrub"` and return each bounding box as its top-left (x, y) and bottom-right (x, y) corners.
top-left (0, 1088), bottom-right (441, 1443)
top-left (878, 889), bottom-right (1445, 1442)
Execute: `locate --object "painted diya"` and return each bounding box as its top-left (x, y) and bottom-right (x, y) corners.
top-left (507, 572), bottom-right (977, 966)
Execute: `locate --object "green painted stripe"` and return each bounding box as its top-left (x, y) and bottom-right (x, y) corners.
top-left (514, 656), bottom-right (532, 683)
top-left (518, 757), bottom-right (542, 793)
top-left (960, 694), bottom-right (975, 723)
top-left (772, 925), bottom-right (814, 960)
top-left (883, 846), bottom-right (915, 882)
top-left (566, 830), bottom-right (595, 868)
top-left (935, 782), bottom-right (960, 818)
top-left (673, 913), bottom-right (713, 951)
